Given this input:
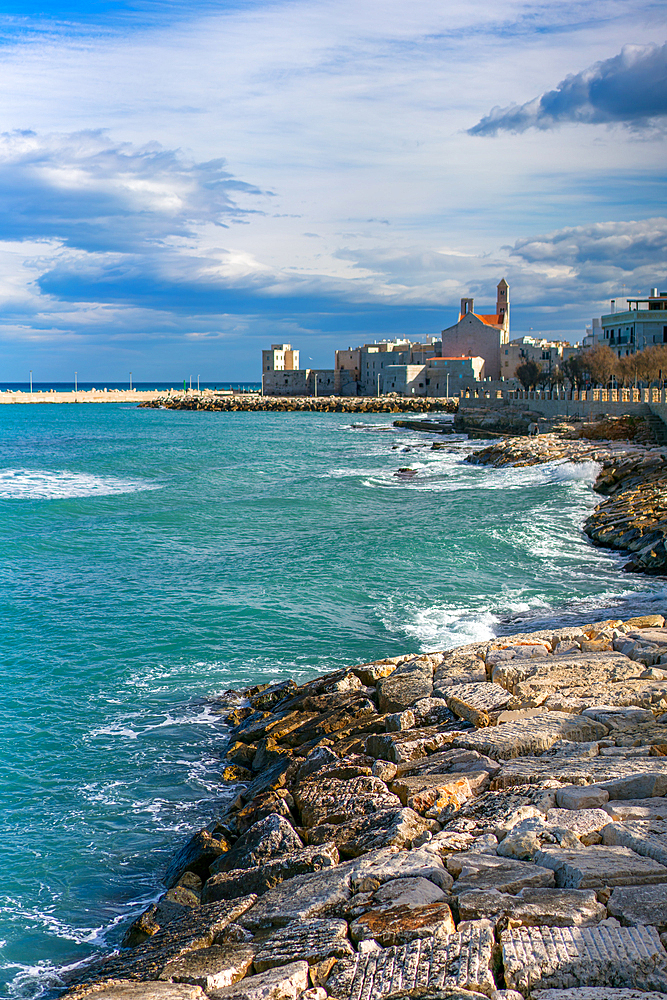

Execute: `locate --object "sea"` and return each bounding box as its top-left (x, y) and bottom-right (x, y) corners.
top-left (0, 400), bottom-right (664, 998)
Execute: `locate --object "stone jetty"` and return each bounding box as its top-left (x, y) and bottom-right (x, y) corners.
top-left (139, 393), bottom-right (456, 414)
top-left (466, 436), bottom-right (667, 576)
top-left (65, 612), bottom-right (667, 1000)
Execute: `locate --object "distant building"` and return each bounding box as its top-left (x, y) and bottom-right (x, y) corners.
top-left (439, 279), bottom-right (510, 380)
top-left (383, 356), bottom-right (484, 396)
top-left (502, 336), bottom-right (580, 380)
top-left (597, 288), bottom-right (667, 357)
top-left (262, 344), bottom-right (299, 373)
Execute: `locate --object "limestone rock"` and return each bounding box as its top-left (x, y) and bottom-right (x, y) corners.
top-left (555, 787), bottom-right (610, 810)
top-left (452, 715), bottom-right (608, 761)
top-left (64, 984), bottom-right (208, 999)
top-left (398, 748), bottom-right (500, 780)
top-left (294, 775), bottom-right (400, 827)
top-left (458, 887), bottom-right (605, 928)
top-left (501, 924), bottom-right (667, 994)
top-left (307, 806), bottom-right (438, 858)
top-left (603, 798), bottom-right (667, 821)
top-left (447, 854), bottom-right (555, 895)
top-left (159, 944), bottom-right (255, 990)
top-left (325, 922), bottom-right (496, 999)
top-left (252, 919), bottom-right (353, 972)
top-left (366, 727), bottom-right (454, 765)
top-left (347, 846), bottom-right (454, 892)
top-left (391, 775), bottom-right (475, 818)
top-left (602, 819), bottom-right (667, 866)
top-left (377, 662), bottom-right (434, 713)
top-left (207, 960), bottom-right (309, 1000)
top-left (350, 897), bottom-right (456, 946)
top-left (545, 809), bottom-right (612, 844)
top-left (164, 831), bottom-right (229, 888)
top-left (202, 843), bottom-right (339, 903)
top-left (238, 865), bottom-right (353, 929)
top-left (607, 883), bottom-right (667, 930)
top-left (532, 991), bottom-right (667, 1000)
top-left (445, 684), bottom-right (519, 727)
top-left (211, 815), bottom-right (303, 875)
top-left (533, 845), bottom-right (667, 888)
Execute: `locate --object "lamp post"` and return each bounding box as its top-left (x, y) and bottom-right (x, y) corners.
top-left (129, 372), bottom-right (132, 390)
top-left (29, 370), bottom-right (32, 394)
top-left (197, 374), bottom-right (200, 392)
top-left (377, 373), bottom-right (380, 398)
top-left (74, 371), bottom-right (77, 392)
top-left (446, 373), bottom-right (449, 399)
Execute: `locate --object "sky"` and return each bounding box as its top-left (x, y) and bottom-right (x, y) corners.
top-left (0, 0), bottom-right (665, 380)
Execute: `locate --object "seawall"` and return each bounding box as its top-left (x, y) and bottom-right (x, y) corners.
top-left (0, 389), bottom-right (165, 404)
top-left (139, 394), bottom-right (457, 414)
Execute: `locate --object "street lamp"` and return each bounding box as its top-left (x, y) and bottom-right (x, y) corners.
top-left (197, 374), bottom-right (200, 392)
top-left (74, 371), bottom-right (78, 392)
top-left (29, 370), bottom-right (32, 394)
top-left (129, 372), bottom-right (132, 390)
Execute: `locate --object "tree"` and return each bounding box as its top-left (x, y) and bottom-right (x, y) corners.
top-left (561, 354), bottom-right (588, 390)
top-left (584, 345), bottom-right (617, 387)
top-left (515, 360), bottom-right (542, 390)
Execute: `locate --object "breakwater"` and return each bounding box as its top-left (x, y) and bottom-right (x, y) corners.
top-left (65, 611), bottom-right (667, 1000)
top-left (139, 393), bottom-right (456, 414)
top-left (0, 388), bottom-right (164, 404)
top-left (467, 436), bottom-right (667, 576)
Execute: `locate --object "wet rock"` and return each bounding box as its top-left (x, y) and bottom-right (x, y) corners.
top-left (164, 831), bottom-right (230, 889)
top-left (377, 661), bottom-right (434, 713)
top-left (211, 815), bottom-right (303, 875)
top-left (202, 843), bottom-right (339, 903)
top-left (159, 943), bottom-right (255, 990)
top-left (207, 960), bottom-right (309, 1000)
top-left (250, 681), bottom-right (297, 711)
top-left (533, 845), bottom-right (667, 888)
top-left (501, 924), bottom-right (667, 994)
top-left (458, 887), bottom-right (605, 928)
top-left (123, 874), bottom-right (203, 947)
top-left (252, 918), bottom-right (353, 971)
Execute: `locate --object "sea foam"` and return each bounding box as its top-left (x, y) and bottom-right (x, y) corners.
top-left (0, 469), bottom-right (161, 500)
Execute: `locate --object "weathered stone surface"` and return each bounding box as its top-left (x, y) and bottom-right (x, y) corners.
top-left (457, 888), bottom-right (606, 928)
top-left (345, 847), bottom-right (453, 892)
top-left (159, 944), bottom-right (255, 990)
top-left (238, 865), bottom-right (353, 929)
top-left (532, 991), bottom-right (667, 1000)
top-left (545, 809), bottom-right (612, 844)
top-left (492, 756), bottom-right (667, 791)
top-left (82, 897), bottom-right (258, 983)
top-left (502, 924), bottom-right (667, 994)
top-left (445, 684), bottom-right (518, 727)
top-left (350, 897), bottom-right (456, 947)
top-left (602, 819), bottom-right (667, 866)
top-left (555, 787), bottom-right (610, 810)
top-left (452, 715), bottom-right (608, 761)
top-left (211, 815), bottom-right (303, 875)
top-left (352, 661), bottom-right (398, 686)
top-left (123, 873), bottom-right (203, 947)
top-left (307, 806), bottom-right (438, 858)
top-left (533, 845), bottom-right (667, 888)
top-left (64, 983), bottom-right (207, 999)
top-left (202, 843), bottom-right (339, 903)
top-left (603, 798), bottom-right (667, 821)
top-left (608, 883), bottom-right (667, 930)
top-left (597, 772), bottom-right (667, 799)
top-left (165, 831), bottom-right (229, 888)
top-left (207, 961), bottom-right (309, 1000)
top-left (366, 727), bottom-right (453, 765)
top-left (294, 775), bottom-right (400, 827)
top-left (326, 922), bottom-right (496, 998)
top-left (452, 789), bottom-right (556, 840)
top-left (391, 775), bottom-right (475, 817)
top-left (295, 747), bottom-right (339, 782)
top-left (387, 710), bottom-right (417, 732)
top-left (399, 748), bottom-right (500, 781)
top-left (447, 854), bottom-right (555, 895)
top-left (252, 919), bottom-right (353, 972)
top-left (377, 662), bottom-right (434, 713)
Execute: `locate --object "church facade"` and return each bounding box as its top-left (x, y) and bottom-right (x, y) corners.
top-left (440, 279), bottom-right (510, 380)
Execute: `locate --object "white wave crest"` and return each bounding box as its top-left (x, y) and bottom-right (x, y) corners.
top-left (0, 469), bottom-right (161, 500)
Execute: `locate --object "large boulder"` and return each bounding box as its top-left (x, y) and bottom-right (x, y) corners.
top-left (211, 814), bottom-right (302, 875)
top-left (377, 660), bottom-right (434, 713)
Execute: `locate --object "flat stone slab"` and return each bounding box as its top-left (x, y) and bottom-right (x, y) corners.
top-left (239, 865), bottom-right (352, 929)
top-left (326, 922), bottom-right (497, 998)
top-left (491, 653), bottom-right (636, 696)
top-left (212, 815), bottom-right (302, 874)
top-left (64, 985), bottom-right (207, 1000)
top-left (348, 846), bottom-right (454, 893)
top-left (492, 759), bottom-right (667, 791)
top-left (602, 820), bottom-right (667, 867)
top-left (454, 789), bottom-right (556, 839)
top-left (252, 918), bottom-right (353, 972)
top-left (608, 883), bottom-right (667, 930)
top-left (532, 990), bottom-right (667, 1000)
top-left (556, 787), bottom-right (610, 810)
top-left (398, 748), bottom-right (500, 780)
top-left (447, 854), bottom-right (554, 895)
top-left (452, 715), bottom-right (608, 761)
top-left (533, 846), bottom-right (667, 888)
top-left (391, 775), bottom-right (476, 816)
top-left (457, 888), bottom-right (605, 928)
top-left (445, 684), bottom-right (518, 726)
top-left (159, 944), bottom-right (255, 990)
top-left (603, 799), bottom-right (667, 821)
top-left (207, 960), bottom-right (309, 1000)
top-left (377, 664), bottom-right (434, 713)
top-left (202, 844), bottom-right (339, 903)
top-left (545, 809), bottom-right (612, 842)
top-left (294, 775), bottom-right (401, 827)
top-left (502, 924), bottom-right (667, 994)
top-left (366, 728), bottom-right (454, 765)
top-left (350, 898), bottom-right (456, 947)
top-left (308, 806), bottom-right (437, 858)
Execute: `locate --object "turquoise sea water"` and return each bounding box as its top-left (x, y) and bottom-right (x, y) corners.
top-left (0, 403), bottom-right (664, 998)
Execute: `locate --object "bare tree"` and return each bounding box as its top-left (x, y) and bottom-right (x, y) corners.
top-left (584, 345), bottom-right (617, 387)
top-left (515, 360), bottom-right (542, 389)
top-left (561, 354), bottom-right (588, 390)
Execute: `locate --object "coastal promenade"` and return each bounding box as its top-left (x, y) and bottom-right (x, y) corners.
top-left (0, 388), bottom-right (165, 404)
top-left (62, 434), bottom-right (667, 1000)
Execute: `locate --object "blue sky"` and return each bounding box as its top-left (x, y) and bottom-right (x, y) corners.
top-left (0, 0), bottom-right (665, 380)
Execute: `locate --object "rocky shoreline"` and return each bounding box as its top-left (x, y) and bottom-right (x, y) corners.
top-left (60, 433), bottom-right (667, 1000)
top-left (64, 613), bottom-right (667, 1000)
top-left (465, 436), bottom-right (667, 576)
top-left (139, 394), bottom-right (456, 414)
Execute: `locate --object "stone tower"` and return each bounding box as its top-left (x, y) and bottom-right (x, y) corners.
top-left (496, 279), bottom-right (509, 329)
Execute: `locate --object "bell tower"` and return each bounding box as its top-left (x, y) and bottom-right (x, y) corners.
top-left (496, 278), bottom-right (509, 338)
